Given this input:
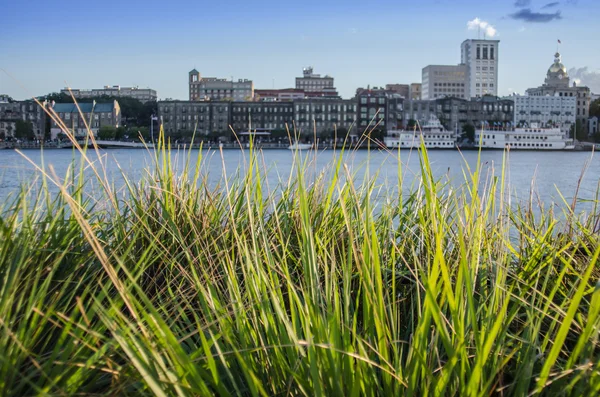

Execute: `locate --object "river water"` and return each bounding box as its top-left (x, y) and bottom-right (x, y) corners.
top-left (0, 148), bottom-right (599, 213)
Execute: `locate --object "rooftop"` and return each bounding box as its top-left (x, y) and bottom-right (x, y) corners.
top-left (52, 102), bottom-right (116, 113)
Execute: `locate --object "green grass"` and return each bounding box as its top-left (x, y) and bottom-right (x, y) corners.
top-left (0, 124), bottom-right (599, 396)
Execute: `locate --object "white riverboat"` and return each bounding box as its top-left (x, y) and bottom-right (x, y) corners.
top-left (475, 123), bottom-right (574, 150)
top-left (288, 141), bottom-right (313, 150)
top-left (384, 115), bottom-right (457, 149)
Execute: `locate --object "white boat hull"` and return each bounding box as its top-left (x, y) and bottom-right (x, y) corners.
top-left (475, 127), bottom-right (574, 150)
top-left (384, 136), bottom-right (456, 149)
top-left (385, 115), bottom-right (457, 150)
top-left (288, 143), bottom-right (313, 150)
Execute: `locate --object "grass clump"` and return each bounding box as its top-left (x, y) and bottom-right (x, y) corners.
top-left (0, 127), bottom-right (599, 396)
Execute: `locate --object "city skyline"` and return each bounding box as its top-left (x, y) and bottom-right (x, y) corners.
top-left (1, 0), bottom-right (599, 101)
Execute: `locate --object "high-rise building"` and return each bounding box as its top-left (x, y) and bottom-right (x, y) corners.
top-left (461, 39), bottom-right (500, 98)
top-left (295, 67), bottom-right (338, 97)
top-left (421, 65), bottom-right (468, 100)
top-left (188, 69), bottom-right (254, 101)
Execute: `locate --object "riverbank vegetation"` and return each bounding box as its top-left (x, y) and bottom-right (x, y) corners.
top-left (1, 127), bottom-right (599, 396)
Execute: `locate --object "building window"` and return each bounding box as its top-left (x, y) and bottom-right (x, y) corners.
top-left (483, 47), bottom-right (488, 59)
top-left (490, 48), bottom-right (495, 60)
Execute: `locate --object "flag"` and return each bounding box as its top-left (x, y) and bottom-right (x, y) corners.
top-left (558, 39), bottom-right (561, 44)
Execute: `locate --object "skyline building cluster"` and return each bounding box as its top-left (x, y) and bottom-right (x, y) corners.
top-left (0, 38), bottom-right (597, 141)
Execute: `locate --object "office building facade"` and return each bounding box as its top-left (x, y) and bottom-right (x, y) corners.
top-left (422, 65), bottom-right (468, 100)
top-left (461, 39), bottom-right (500, 98)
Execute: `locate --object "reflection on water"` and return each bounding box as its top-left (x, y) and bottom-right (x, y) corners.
top-left (0, 148), bottom-right (598, 214)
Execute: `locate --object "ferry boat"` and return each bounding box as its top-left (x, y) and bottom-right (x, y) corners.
top-left (384, 115), bottom-right (457, 149)
top-left (288, 141), bottom-right (313, 150)
top-left (475, 123), bottom-right (574, 150)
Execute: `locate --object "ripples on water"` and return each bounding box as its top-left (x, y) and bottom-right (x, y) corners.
top-left (0, 148), bottom-right (598, 214)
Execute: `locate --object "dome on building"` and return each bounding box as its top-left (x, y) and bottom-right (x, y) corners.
top-left (547, 52), bottom-right (568, 76)
top-left (543, 51), bottom-right (569, 87)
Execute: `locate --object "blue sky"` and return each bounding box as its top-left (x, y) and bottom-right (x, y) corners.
top-left (1, 0), bottom-right (599, 100)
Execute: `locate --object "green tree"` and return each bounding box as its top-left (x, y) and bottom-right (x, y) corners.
top-left (270, 129), bottom-right (288, 140)
top-left (570, 119), bottom-right (587, 141)
top-left (319, 130), bottom-right (333, 141)
top-left (97, 126), bottom-right (116, 140)
top-left (115, 127), bottom-right (126, 140)
top-left (334, 127), bottom-right (350, 142)
top-left (42, 92), bottom-right (72, 103)
top-left (15, 120), bottom-right (34, 140)
top-left (6, 124), bottom-right (14, 139)
top-left (137, 127), bottom-right (150, 141)
top-left (407, 119), bottom-right (417, 129)
top-left (0, 95), bottom-right (15, 103)
top-left (363, 127), bottom-right (385, 142)
top-left (589, 98), bottom-right (600, 118)
top-left (44, 116), bottom-right (52, 141)
top-left (462, 123), bottom-right (475, 142)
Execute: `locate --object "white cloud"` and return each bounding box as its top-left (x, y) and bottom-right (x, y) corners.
top-left (518, 26), bottom-right (526, 32)
top-left (467, 18), bottom-right (498, 38)
top-left (568, 67), bottom-right (600, 93)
